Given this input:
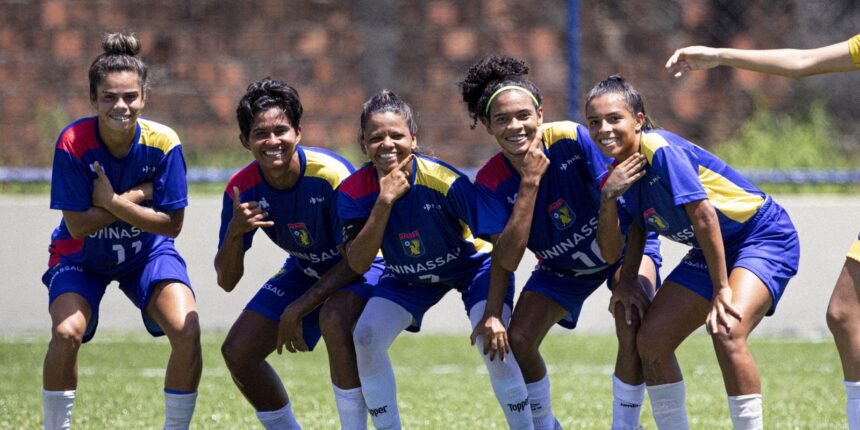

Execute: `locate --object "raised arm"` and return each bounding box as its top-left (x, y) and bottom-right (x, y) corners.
top-left (90, 161), bottom-right (185, 238)
top-left (63, 181), bottom-right (153, 239)
top-left (597, 153), bottom-right (647, 263)
top-left (214, 186), bottom-right (274, 292)
top-left (344, 155), bottom-right (413, 274)
top-left (666, 36), bottom-right (858, 78)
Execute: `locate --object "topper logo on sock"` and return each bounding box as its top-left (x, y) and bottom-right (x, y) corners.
top-left (368, 405), bottom-right (388, 417)
top-left (507, 398), bottom-right (529, 413)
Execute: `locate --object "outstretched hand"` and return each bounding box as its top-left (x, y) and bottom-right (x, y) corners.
top-left (229, 186), bottom-right (275, 234)
top-left (470, 315), bottom-right (509, 361)
top-left (706, 287), bottom-right (743, 334)
top-left (665, 46), bottom-right (722, 78)
top-left (602, 153), bottom-right (646, 200)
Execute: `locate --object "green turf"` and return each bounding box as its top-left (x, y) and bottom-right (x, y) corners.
top-left (0, 332), bottom-right (844, 428)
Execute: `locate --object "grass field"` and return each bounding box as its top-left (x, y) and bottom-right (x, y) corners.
top-left (0, 332), bottom-right (845, 429)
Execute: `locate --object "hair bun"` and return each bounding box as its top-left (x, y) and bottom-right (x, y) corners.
top-left (102, 33), bottom-right (141, 57)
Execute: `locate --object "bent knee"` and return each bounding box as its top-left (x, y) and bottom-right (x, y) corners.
top-left (508, 327), bottom-right (538, 356)
top-left (51, 321), bottom-right (85, 351)
top-left (827, 301), bottom-right (858, 336)
top-left (636, 328), bottom-right (672, 363)
top-left (710, 330), bottom-right (750, 357)
top-left (320, 303), bottom-right (361, 339)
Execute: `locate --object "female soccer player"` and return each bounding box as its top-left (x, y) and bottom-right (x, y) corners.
top-left (42, 33), bottom-right (200, 430)
top-left (338, 90), bottom-right (532, 429)
top-left (215, 78), bottom-right (383, 430)
top-left (587, 75), bottom-right (800, 429)
top-left (667, 34), bottom-right (860, 428)
top-left (461, 55), bottom-right (664, 430)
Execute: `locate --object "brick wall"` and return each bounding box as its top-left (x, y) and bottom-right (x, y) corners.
top-left (1, 0), bottom-right (857, 168)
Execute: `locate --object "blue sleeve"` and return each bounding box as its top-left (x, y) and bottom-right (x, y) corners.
top-left (50, 147), bottom-right (93, 211)
top-left (576, 124), bottom-right (611, 186)
top-left (217, 189), bottom-right (255, 251)
top-left (337, 190), bottom-right (372, 224)
top-left (446, 176), bottom-right (479, 233)
top-left (153, 146), bottom-right (188, 212)
top-left (651, 145), bottom-right (707, 207)
top-left (474, 181), bottom-right (511, 237)
top-left (327, 188), bottom-right (345, 245)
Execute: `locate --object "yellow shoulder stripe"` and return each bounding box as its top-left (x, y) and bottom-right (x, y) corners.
top-left (304, 151), bottom-right (352, 189)
top-left (138, 119), bottom-right (181, 153)
top-left (639, 133), bottom-right (669, 164)
top-left (415, 157), bottom-right (459, 196)
top-left (698, 167), bottom-right (764, 223)
top-left (542, 121), bottom-right (580, 149)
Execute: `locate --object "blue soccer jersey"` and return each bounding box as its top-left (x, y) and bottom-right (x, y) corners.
top-left (618, 130), bottom-right (768, 247)
top-left (474, 121), bottom-right (614, 275)
top-left (48, 117), bottom-right (188, 276)
top-left (337, 154), bottom-right (491, 285)
top-left (218, 146), bottom-right (354, 279)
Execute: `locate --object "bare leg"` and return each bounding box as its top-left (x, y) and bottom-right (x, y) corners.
top-left (827, 258), bottom-right (860, 381)
top-left (320, 290), bottom-right (366, 389)
top-left (146, 281), bottom-right (202, 393)
top-left (43, 293), bottom-right (91, 391)
top-left (507, 291), bottom-right (568, 383)
top-left (220, 310), bottom-right (288, 411)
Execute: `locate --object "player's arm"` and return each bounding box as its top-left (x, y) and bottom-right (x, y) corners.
top-left (344, 155), bottom-right (412, 274)
top-left (62, 181), bottom-right (153, 239)
top-left (277, 253), bottom-right (361, 354)
top-left (215, 186), bottom-right (273, 292)
top-left (89, 161), bottom-right (185, 238)
top-left (471, 233), bottom-right (514, 361)
top-left (684, 199), bottom-right (740, 334)
top-left (492, 132), bottom-right (548, 272)
top-left (609, 222), bottom-right (649, 326)
top-left (597, 154), bottom-right (647, 263)
top-left (666, 38), bottom-right (857, 78)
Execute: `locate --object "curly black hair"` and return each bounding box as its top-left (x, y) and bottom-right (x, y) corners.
top-left (459, 55), bottom-right (542, 128)
top-left (236, 78), bottom-right (303, 139)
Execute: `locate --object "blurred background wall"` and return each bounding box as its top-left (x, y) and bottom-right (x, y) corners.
top-left (1, 0), bottom-right (858, 170)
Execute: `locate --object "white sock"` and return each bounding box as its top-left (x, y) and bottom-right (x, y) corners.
top-left (43, 389), bottom-right (75, 430)
top-left (611, 374), bottom-right (645, 430)
top-left (846, 380), bottom-right (860, 430)
top-left (256, 402), bottom-right (302, 430)
top-left (163, 390), bottom-right (197, 430)
top-left (727, 394), bottom-right (762, 429)
top-left (469, 302), bottom-right (532, 429)
top-left (354, 298), bottom-right (411, 430)
top-left (333, 384), bottom-right (368, 430)
top-left (647, 381), bottom-right (689, 430)
top-left (527, 374), bottom-right (558, 430)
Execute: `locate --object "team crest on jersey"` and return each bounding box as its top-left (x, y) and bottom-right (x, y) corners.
top-left (547, 198), bottom-right (575, 230)
top-left (288, 222), bottom-right (314, 248)
top-left (399, 230), bottom-right (425, 257)
top-left (643, 208), bottom-right (669, 231)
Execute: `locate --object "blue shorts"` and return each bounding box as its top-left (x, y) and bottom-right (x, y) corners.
top-left (526, 252), bottom-right (662, 330)
top-left (245, 258), bottom-right (384, 350)
top-left (666, 199), bottom-right (799, 315)
top-left (371, 257), bottom-right (514, 332)
top-left (42, 246), bottom-right (192, 343)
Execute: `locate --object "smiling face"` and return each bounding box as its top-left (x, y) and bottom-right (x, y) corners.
top-left (361, 111), bottom-right (416, 176)
top-left (483, 89), bottom-right (543, 157)
top-left (241, 107), bottom-right (301, 174)
top-left (585, 92), bottom-right (644, 161)
top-left (91, 70), bottom-right (145, 142)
